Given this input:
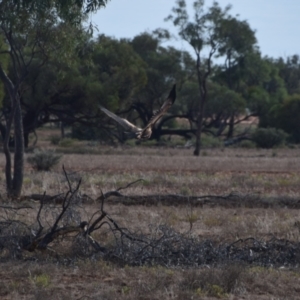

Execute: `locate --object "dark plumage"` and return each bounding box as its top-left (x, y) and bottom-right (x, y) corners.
top-left (100, 84), bottom-right (176, 139)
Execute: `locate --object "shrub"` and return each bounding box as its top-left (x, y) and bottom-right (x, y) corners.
top-left (27, 149), bottom-right (62, 171)
top-left (275, 94), bottom-right (300, 143)
top-left (32, 274), bottom-right (51, 288)
top-left (180, 264), bottom-right (245, 297)
top-left (163, 118), bottom-right (178, 129)
top-left (252, 127), bottom-right (288, 148)
top-left (59, 138), bottom-right (76, 147)
top-left (72, 123), bottom-right (109, 141)
top-left (239, 140), bottom-right (256, 148)
top-left (200, 135), bottom-right (222, 148)
top-left (49, 135), bottom-right (61, 145)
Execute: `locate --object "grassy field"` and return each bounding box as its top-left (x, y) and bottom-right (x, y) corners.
top-left (1, 130), bottom-right (300, 299)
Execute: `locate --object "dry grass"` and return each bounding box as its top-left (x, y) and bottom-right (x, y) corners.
top-left (1, 129), bottom-right (300, 299)
top-left (0, 261), bottom-right (300, 299)
top-left (1, 147), bottom-right (298, 197)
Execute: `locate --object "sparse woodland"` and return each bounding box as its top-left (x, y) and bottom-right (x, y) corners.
top-left (1, 0), bottom-right (300, 299)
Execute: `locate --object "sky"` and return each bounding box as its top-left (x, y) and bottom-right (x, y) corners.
top-left (91, 0), bottom-right (300, 59)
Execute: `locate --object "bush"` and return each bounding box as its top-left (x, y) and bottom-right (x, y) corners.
top-left (58, 138), bottom-right (76, 147)
top-left (252, 127), bottom-right (288, 148)
top-left (72, 123), bottom-right (108, 141)
top-left (49, 135), bottom-right (61, 145)
top-left (27, 149), bottom-right (62, 171)
top-left (180, 264), bottom-right (245, 297)
top-left (200, 134), bottom-right (222, 148)
top-left (239, 140), bottom-right (256, 148)
top-left (275, 94), bottom-right (300, 143)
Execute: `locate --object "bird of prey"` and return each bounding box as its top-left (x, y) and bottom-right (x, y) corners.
top-left (100, 84), bottom-right (176, 140)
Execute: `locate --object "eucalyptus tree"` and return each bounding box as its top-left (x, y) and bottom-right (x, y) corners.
top-left (166, 0), bottom-right (234, 155)
top-left (0, 0), bottom-right (109, 197)
top-left (166, 0), bottom-right (264, 152)
top-left (213, 16), bottom-right (257, 138)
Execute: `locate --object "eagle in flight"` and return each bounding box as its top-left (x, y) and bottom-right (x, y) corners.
top-left (100, 84), bottom-right (176, 140)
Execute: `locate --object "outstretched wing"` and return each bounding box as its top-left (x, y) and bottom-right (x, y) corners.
top-left (100, 106), bottom-right (142, 133)
top-left (145, 84), bottom-right (176, 128)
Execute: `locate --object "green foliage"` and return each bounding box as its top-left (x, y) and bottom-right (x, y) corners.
top-left (18, 33), bottom-right (147, 144)
top-left (276, 55), bottom-right (300, 95)
top-left (274, 94), bottom-right (300, 143)
top-left (0, 0), bottom-right (111, 123)
top-left (92, 35), bottom-right (147, 110)
top-left (0, 0), bottom-right (108, 198)
top-left (30, 273), bottom-right (51, 288)
top-left (200, 134), bottom-right (222, 148)
top-left (8, 0), bottom-right (109, 19)
top-left (207, 284), bottom-right (227, 298)
top-left (252, 127), bottom-right (287, 148)
top-left (49, 135), bottom-right (61, 145)
top-left (71, 123), bottom-right (108, 141)
top-left (214, 47), bottom-right (288, 135)
top-left (216, 16), bottom-right (257, 59)
top-left (27, 149), bottom-right (62, 171)
top-left (2, 0), bottom-right (299, 151)
top-left (246, 86), bottom-right (270, 115)
top-left (206, 83), bottom-right (246, 116)
top-left (239, 140), bottom-right (256, 148)
top-left (58, 138), bottom-right (76, 147)
top-left (131, 32), bottom-right (189, 116)
top-left (163, 118), bottom-right (178, 129)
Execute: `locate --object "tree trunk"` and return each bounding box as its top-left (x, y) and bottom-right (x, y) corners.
top-left (0, 65), bottom-right (24, 197)
top-left (60, 121), bottom-right (65, 139)
top-left (226, 114), bottom-right (234, 139)
top-left (3, 119), bottom-right (13, 194)
top-left (193, 118), bottom-right (202, 156)
top-left (193, 99), bottom-right (205, 156)
top-left (0, 122), bottom-right (6, 141)
top-left (0, 65), bottom-right (14, 194)
top-left (194, 54), bottom-right (207, 156)
top-left (24, 131), bottom-right (29, 148)
top-left (12, 94), bottom-right (24, 197)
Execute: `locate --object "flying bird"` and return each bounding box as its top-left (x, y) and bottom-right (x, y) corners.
top-left (100, 84), bottom-right (176, 140)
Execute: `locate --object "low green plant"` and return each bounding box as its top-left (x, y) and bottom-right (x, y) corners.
top-left (239, 139), bottom-right (256, 148)
top-left (252, 127), bottom-right (288, 148)
top-left (121, 285), bottom-right (130, 295)
top-left (180, 265), bottom-right (244, 298)
top-left (207, 284), bottom-right (227, 298)
top-left (185, 211), bottom-right (199, 230)
top-left (27, 149), bottom-right (62, 171)
top-left (180, 186), bottom-right (191, 196)
top-left (201, 150), bottom-right (208, 156)
top-left (49, 135), bottom-right (61, 145)
top-left (31, 274), bottom-right (51, 288)
top-left (59, 138), bottom-right (77, 147)
top-left (200, 135), bottom-right (222, 148)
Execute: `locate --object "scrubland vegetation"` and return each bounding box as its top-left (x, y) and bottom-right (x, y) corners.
top-left (0, 129), bottom-right (300, 299)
